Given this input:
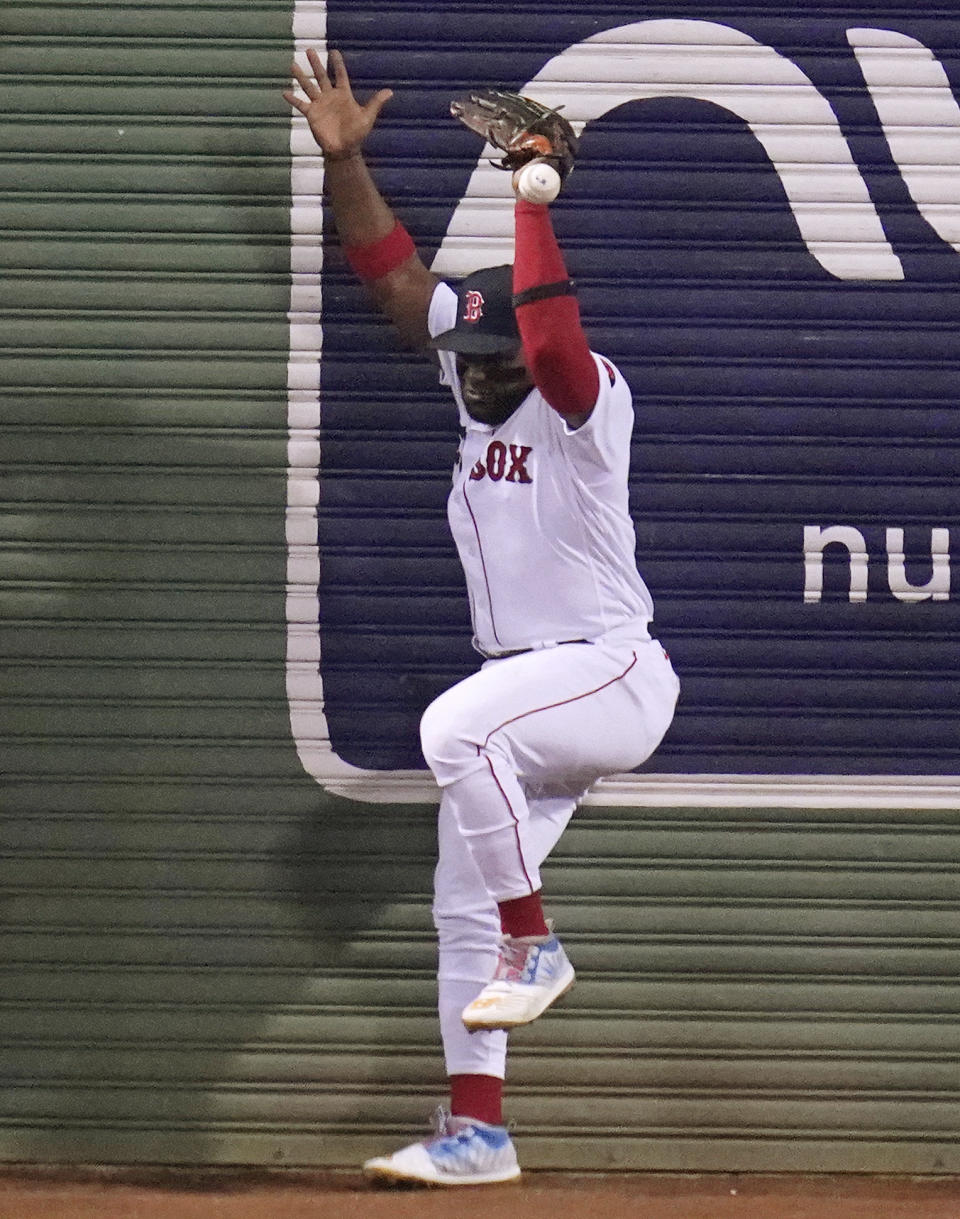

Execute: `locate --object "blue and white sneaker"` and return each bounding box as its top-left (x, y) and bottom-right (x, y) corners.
top-left (461, 929), bottom-right (575, 1030)
top-left (362, 1108), bottom-right (520, 1187)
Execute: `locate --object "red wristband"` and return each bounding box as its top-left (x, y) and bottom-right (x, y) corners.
top-left (344, 220), bottom-right (416, 282)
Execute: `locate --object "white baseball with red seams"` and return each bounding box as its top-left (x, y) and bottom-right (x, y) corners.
top-left (422, 282), bottom-right (680, 1080)
top-left (513, 159), bottom-right (562, 204)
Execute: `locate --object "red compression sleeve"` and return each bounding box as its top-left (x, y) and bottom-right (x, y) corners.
top-left (344, 219), bottom-right (416, 282)
top-left (512, 199), bottom-right (599, 417)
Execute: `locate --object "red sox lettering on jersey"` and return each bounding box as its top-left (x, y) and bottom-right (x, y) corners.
top-left (469, 441), bottom-right (533, 483)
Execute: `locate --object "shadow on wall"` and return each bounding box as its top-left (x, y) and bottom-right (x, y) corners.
top-left (0, 765), bottom-right (440, 1169)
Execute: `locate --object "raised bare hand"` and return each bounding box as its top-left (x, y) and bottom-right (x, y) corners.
top-left (283, 48), bottom-right (393, 161)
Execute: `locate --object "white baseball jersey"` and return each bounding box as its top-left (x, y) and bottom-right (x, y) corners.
top-left (428, 281), bottom-right (655, 657)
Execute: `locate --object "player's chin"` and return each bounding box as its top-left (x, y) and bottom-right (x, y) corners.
top-left (463, 390), bottom-right (527, 427)
top-left (465, 402), bottom-right (517, 427)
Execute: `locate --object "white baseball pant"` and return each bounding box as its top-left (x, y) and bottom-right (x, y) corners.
top-left (420, 631), bottom-right (679, 1078)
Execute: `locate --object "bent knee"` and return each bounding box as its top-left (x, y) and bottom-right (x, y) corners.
top-left (420, 696), bottom-right (481, 777)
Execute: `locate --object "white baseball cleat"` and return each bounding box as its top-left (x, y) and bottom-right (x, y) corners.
top-left (362, 1108), bottom-right (521, 1187)
top-left (461, 931), bottom-right (575, 1030)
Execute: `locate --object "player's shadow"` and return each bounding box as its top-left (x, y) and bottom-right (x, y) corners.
top-left (281, 789), bottom-right (438, 977)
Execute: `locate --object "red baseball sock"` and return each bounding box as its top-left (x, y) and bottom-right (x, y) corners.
top-left (498, 891), bottom-right (549, 938)
top-left (449, 1073), bottom-right (504, 1127)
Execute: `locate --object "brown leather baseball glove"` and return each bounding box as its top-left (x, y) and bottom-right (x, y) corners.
top-left (450, 88), bottom-right (579, 181)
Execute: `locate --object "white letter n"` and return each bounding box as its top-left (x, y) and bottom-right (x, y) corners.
top-left (804, 525), bottom-right (869, 603)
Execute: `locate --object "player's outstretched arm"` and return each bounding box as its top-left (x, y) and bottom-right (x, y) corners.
top-left (284, 49), bottom-right (438, 351)
top-left (512, 198), bottom-right (600, 426)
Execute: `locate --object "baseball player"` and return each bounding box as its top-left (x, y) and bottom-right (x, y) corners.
top-left (285, 49), bottom-right (680, 1187)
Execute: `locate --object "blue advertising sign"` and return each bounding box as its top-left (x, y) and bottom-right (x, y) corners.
top-left (286, 6), bottom-right (960, 782)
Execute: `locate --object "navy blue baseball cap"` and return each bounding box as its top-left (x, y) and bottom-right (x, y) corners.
top-left (429, 264), bottom-right (521, 356)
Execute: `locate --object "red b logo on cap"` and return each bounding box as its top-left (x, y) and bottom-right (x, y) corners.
top-left (463, 290), bottom-right (485, 323)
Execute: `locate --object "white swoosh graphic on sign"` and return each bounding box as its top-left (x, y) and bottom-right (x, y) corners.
top-left (432, 18), bottom-right (903, 281)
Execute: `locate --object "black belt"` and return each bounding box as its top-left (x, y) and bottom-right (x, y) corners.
top-left (486, 639), bottom-right (592, 660)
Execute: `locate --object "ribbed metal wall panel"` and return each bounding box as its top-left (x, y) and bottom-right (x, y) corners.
top-left (314, 5), bottom-right (960, 776)
top-left (3, 0), bottom-right (960, 1175)
top-left (2, 0), bottom-right (354, 1168)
